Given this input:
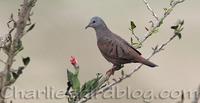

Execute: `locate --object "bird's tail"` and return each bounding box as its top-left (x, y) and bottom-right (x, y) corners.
top-left (139, 57), bottom-right (158, 67)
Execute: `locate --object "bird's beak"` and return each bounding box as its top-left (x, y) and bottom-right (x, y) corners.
top-left (85, 24), bottom-right (90, 29)
top-left (85, 25), bottom-right (89, 29)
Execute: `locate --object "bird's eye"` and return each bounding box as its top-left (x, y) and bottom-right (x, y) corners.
top-left (92, 21), bottom-right (96, 23)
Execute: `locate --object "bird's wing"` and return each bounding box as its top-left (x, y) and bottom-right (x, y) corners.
top-left (122, 40), bottom-right (141, 55)
top-left (113, 33), bottom-right (141, 55)
top-left (97, 36), bottom-right (141, 63)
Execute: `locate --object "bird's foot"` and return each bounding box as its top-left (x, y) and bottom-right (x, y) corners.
top-left (114, 64), bottom-right (124, 70)
top-left (106, 65), bottom-right (124, 77)
top-left (106, 68), bottom-right (115, 77)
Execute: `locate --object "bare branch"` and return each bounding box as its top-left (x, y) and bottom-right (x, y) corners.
top-left (139, 0), bottom-right (185, 45)
top-left (143, 0), bottom-right (159, 21)
top-left (130, 29), bottom-right (141, 44)
top-left (0, 59), bottom-right (6, 65)
top-left (0, 0), bottom-right (37, 103)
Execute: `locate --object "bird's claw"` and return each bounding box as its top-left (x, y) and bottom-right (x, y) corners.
top-left (106, 68), bottom-right (115, 77)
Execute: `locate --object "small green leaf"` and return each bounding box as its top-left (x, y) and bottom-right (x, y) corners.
top-left (152, 45), bottom-right (158, 51)
top-left (100, 84), bottom-right (107, 88)
top-left (17, 66), bottom-right (25, 75)
top-left (79, 74), bottom-right (102, 98)
top-left (67, 70), bottom-right (80, 93)
top-left (12, 66), bottom-right (25, 80)
top-left (18, 46), bottom-right (24, 52)
top-left (180, 20), bottom-right (184, 25)
top-left (12, 72), bottom-right (19, 79)
top-left (131, 41), bottom-right (142, 49)
top-left (135, 44), bottom-right (142, 49)
top-left (171, 25), bottom-right (178, 30)
top-left (72, 76), bottom-right (80, 92)
top-left (171, 19), bottom-right (184, 40)
top-left (130, 21), bottom-right (136, 30)
top-left (163, 8), bottom-right (168, 11)
top-left (175, 32), bottom-right (182, 39)
top-left (130, 38), bottom-right (134, 44)
top-left (22, 57), bottom-right (30, 66)
top-left (15, 40), bottom-right (23, 52)
top-left (167, 8), bottom-right (173, 13)
top-left (145, 27), bottom-right (149, 31)
top-left (131, 42), bottom-right (138, 45)
top-left (67, 70), bottom-right (73, 81)
top-left (26, 23), bottom-right (35, 32)
top-left (7, 73), bottom-right (12, 81)
top-left (152, 28), bottom-right (159, 34)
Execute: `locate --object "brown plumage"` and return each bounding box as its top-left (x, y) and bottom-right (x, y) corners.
top-left (85, 16), bottom-right (157, 71)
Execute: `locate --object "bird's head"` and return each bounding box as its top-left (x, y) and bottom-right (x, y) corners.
top-left (85, 16), bottom-right (106, 29)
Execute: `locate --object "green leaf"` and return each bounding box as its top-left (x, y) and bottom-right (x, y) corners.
top-left (72, 76), bottom-right (80, 93)
top-left (171, 25), bottom-right (178, 30)
top-left (175, 32), bottom-right (182, 39)
top-left (130, 38), bottom-right (134, 44)
top-left (163, 8), bottom-right (168, 11)
top-left (171, 19), bottom-right (184, 40)
top-left (152, 45), bottom-right (159, 51)
top-left (12, 66), bottom-right (25, 80)
top-left (167, 8), bottom-right (173, 13)
top-left (15, 40), bottom-right (23, 52)
top-left (134, 44), bottom-right (142, 49)
top-left (67, 70), bottom-right (80, 93)
top-left (67, 70), bottom-right (74, 82)
top-left (22, 57), bottom-right (30, 66)
top-left (152, 28), bottom-right (159, 34)
top-left (79, 74), bottom-right (102, 98)
top-left (180, 20), bottom-right (184, 25)
top-left (145, 27), bottom-right (149, 31)
top-left (130, 21), bottom-right (136, 30)
top-left (26, 23), bottom-right (35, 32)
top-left (12, 72), bottom-right (18, 80)
top-left (7, 72), bottom-right (12, 81)
top-left (131, 41), bottom-right (142, 49)
top-left (17, 66), bottom-right (25, 75)
top-left (18, 46), bottom-right (24, 52)
top-left (179, 27), bottom-right (184, 32)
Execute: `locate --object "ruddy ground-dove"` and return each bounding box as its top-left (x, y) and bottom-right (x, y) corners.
top-left (85, 16), bottom-right (157, 74)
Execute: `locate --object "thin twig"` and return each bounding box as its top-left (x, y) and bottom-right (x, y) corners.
top-left (143, 0), bottom-right (159, 21)
top-left (0, 59), bottom-right (6, 65)
top-left (131, 29), bottom-right (141, 44)
top-left (140, 0), bottom-right (185, 45)
top-left (0, 0), bottom-right (37, 103)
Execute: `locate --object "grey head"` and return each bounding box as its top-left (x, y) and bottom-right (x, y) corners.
top-left (85, 16), bottom-right (108, 30)
top-left (85, 16), bottom-right (112, 40)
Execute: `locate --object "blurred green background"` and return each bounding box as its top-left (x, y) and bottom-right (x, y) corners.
top-left (0, 0), bottom-right (200, 103)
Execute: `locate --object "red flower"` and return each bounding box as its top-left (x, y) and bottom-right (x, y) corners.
top-left (70, 56), bottom-right (78, 66)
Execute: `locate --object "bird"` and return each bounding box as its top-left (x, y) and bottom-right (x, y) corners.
top-left (85, 16), bottom-right (157, 75)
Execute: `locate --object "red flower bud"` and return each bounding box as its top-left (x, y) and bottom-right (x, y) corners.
top-left (70, 56), bottom-right (79, 69)
top-left (70, 56), bottom-right (78, 65)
